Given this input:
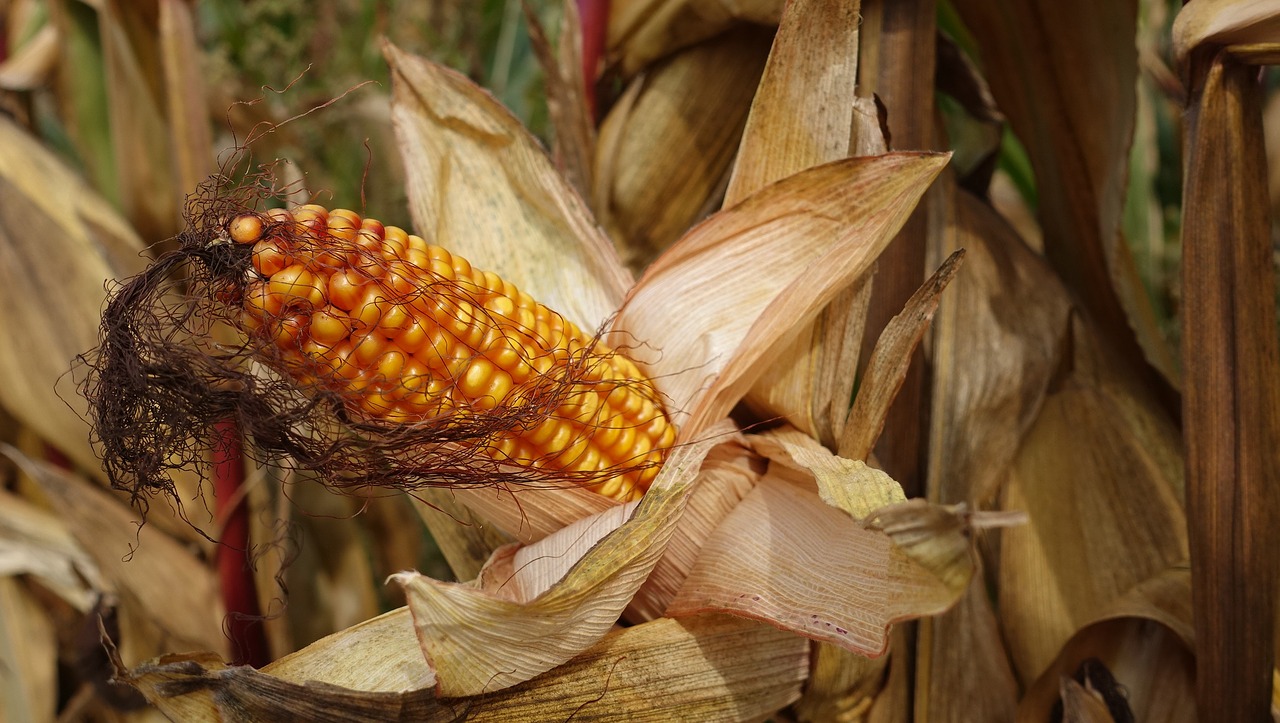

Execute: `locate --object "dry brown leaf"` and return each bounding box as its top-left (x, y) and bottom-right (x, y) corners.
top-left (0, 489), bottom-right (104, 612)
top-left (613, 152), bottom-right (950, 437)
top-left (385, 40), bottom-right (631, 334)
top-left (523, 0), bottom-right (594, 197)
top-left (752, 426), bottom-right (905, 518)
top-left (1173, 0), bottom-right (1280, 60)
top-left (393, 435), bottom-right (716, 696)
top-left (126, 614), bottom-right (805, 721)
top-left (1057, 677), bottom-right (1118, 723)
top-left (263, 607), bottom-right (436, 693)
top-left (0, 576), bottom-right (57, 723)
top-left (0, 22), bottom-right (57, 90)
top-left (0, 115), bottom-right (147, 478)
top-left (724, 0), bottom-right (863, 444)
top-left (952, 0), bottom-right (1178, 390)
top-left (606, 0), bottom-right (783, 75)
top-left (4, 446), bottom-right (227, 665)
top-left (997, 315), bottom-right (1186, 684)
top-left (1181, 49), bottom-right (1280, 720)
top-left (839, 249), bottom-right (965, 462)
top-left (158, 0), bottom-right (213, 196)
top-left (592, 27), bottom-right (771, 270)
top-left (667, 478), bottom-right (968, 655)
top-left (100, 0), bottom-right (180, 240)
top-left (411, 488), bottom-right (515, 581)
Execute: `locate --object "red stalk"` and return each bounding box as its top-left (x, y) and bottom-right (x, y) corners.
top-left (213, 418), bottom-right (268, 667)
top-left (577, 0), bottom-right (609, 118)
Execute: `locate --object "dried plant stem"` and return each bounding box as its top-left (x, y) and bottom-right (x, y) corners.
top-left (1182, 48), bottom-right (1280, 721)
top-left (214, 418), bottom-right (268, 667)
top-left (858, 0), bottom-right (936, 496)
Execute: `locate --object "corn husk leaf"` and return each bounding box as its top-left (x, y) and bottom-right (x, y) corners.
top-left (0, 489), bottom-right (103, 612)
top-left (1173, 0), bottom-right (1280, 60)
top-left (613, 151), bottom-right (950, 437)
top-left (666, 477), bottom-right (971, 655)
top-left (411, 488), bottom-right (515, 581)
top-left (725, 0), bottom-right (864, 445)
top-left (916, 187), bottom-right (1068, 721)
top-left (0, 115), bottom-right (147, 477)
top-left (1017, 570), bottom-right (1196, 722)
top-left (606, 0), bottom-right (783, 75)
top-left (593, 27), bottom-right (772, 270)
top-left (100, 0), bottom-right (180, 240)
top-left (126, 613), bottom-right (806, 721)
top-left (385, 40), bottom-right (631, 333)
top-left (523, 0), bottom-right (594, 196)
top-left (0, 22), bottom-right (56, 90)
top-left (952, 0), bottom-right (1178, 389)
top-left (4, 446), bottom-right (227, 665)
top-left (838, 249), bottom-right (965, 462)
top-left (0, 575), bottom-right (57, 723)
top-left (158, 0), bottom-right (213, 196)
top-left (752, 426), bottom-right (905, 519)
top-left (624, 436), bottom-right (758, 621)
top-left (998, 313), bottom-right (1187, 684)
top-left (262, 607), bottom-right (436, 693)
top-left (393, 434), bottom-right (716, 696)
top-left (1181, 49), bottom-right (1280, 719)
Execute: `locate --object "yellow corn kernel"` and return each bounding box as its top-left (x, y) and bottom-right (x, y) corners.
top-left (230, 206), bottom-right (675, 500)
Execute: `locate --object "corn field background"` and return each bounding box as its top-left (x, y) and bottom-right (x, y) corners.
top-left (1, 0), bottom-right (1278, 721)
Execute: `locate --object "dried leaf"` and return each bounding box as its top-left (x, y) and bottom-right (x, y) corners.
top-left (667, 477), bottom-right (968, 655)
top-left (1173, 0), bottom-right (1280, 60)
top-left (411, 489), bottom-right (515, 581)
top-left (385, 41), bottom-right (631, 333)
top-left (126, 614), bottom-right (806, 721)
top-left (4, 446), bottom-right (227, 664)
top-left (523, 0), bottom-right (594, 196)
top-left (1058, 677), bottom-right (1118, 723)
top-left (0, 489), bottom-right (103, 612)
top-left (752, 426), bottom-right (905, 518)
top-left (263, 608), bottom-right (436, 693)
top-left (997, 316), bottom-right (1187, 684)
top-left (0, 116), bottom-right (146, 477)
top-left (158, 0), bottom-right (213, 195)
top-left (613, 152), bottom-right (950, 437)
top-left (0, 576), bottom-right (57, 723)
top-left (1181, 49), bottom-right (1280, 720)
top-left (393, 435), bottom-right (715, 696)
top-left (0, 22), bottom-right (57, 90)
top-left (915, 578), bottom-right (1019, 723)
top-left (606, 0), bottom-right (783, 75)
top-left (593, 27), bottom-right (771, 270)
top-left (838, 249), bottom-right (965, 461)
top-left (725, 0), bottom-right (864, 444)
top-left (953, 0), bottom-right (1178, 389)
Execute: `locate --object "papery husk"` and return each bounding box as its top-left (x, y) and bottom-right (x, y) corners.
top-left (1181, 49), bottom-right (1280, 720)
top-left (0, 575), bottom-right (57, 723)
top-left (838, 249), bottom-right (965, 462)
top-left (411, 488), bottom-right (515, 581)
top-left (951, 0), bottom-right (1178, 391)
top-left (0, 488), bottom-right (104, 613)
top-left (100, 0), bottom-right (182, 240)
top-left (613, 151), bottom-right (950, 437)
top-left (997, 313), bottom-right (1187, 685)
top-left (1173, 0), bottom-right (1280, 61)
top-left (666, 476), bottom-right (971, 656)
top-left (393, 434), bottom-right (716, 696)
top-left (4, 447), bottom-right (228, 665)
top-left (593, 27), bottom-right (772, 271)
top-left (158, 0), bottom-right (214, 199)
top-left (726, 0), bottom-right (865, 446)
top-left (1018, 569), bottom-right (1196, 722)
top-left (0, 115), bottom-right (146, 478)
top-left (385, 40), bottom-right (631, 334)
top-left (606, 0), bottom-right (783, 75)
top-left (126, 613), bottom-right (806, 721)
top-left (524, 0), bottom-right (595, 197)
top-left (918, 188), bottom-right (1068, 721)
top-left (0, 22), bottom-right (56, 90)
top-left (752, 427), bottom-right (905, 519)
top-left (262, 607), bottom-right (436, 693)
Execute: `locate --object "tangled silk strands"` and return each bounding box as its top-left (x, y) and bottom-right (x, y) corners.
top-left (81, 174), bottom-right (674, 511)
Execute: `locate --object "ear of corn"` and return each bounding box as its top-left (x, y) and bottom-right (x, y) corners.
top-left (228, 205), bottom-right (674, 501)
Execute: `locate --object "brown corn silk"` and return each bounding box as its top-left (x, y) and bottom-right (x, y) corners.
top-left (85, 190), bottom-right (674, 507)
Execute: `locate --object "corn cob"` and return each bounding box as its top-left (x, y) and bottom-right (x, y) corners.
top-left (226, 204), bottom-right (674, 501)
